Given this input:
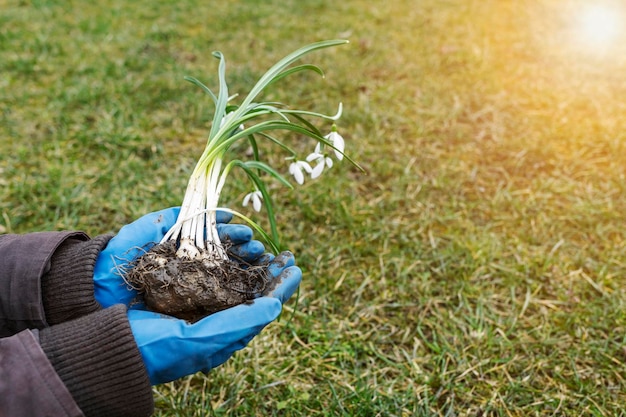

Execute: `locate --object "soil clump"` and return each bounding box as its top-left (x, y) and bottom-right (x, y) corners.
top-left (126, 241), bottom-right (269, 322)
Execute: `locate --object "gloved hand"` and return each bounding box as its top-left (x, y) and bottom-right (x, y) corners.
top-left (128, 251), bottom-right (302, 385)
top-left (94, 207), bottom-right (265, 308)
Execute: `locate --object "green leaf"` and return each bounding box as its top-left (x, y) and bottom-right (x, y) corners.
top-left (256, 132), bottom-right (298, 156)
top-left (290, 112), bottom-right (324, 138)
top-left (208, 51), bottom-right (230, 142)
top-left (243, 160), bottom-right (293, 189)
top-left (247, 133), bottom-right (260, 162)
top-left (184, 76), bottom-right (217, 105)
top-left (239, 39), bottom-right (349, 111)
top-left (267, 64), bottom-right (325, 87)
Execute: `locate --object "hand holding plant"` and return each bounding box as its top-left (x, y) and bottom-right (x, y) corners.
top-left (93, 207), bottom-right (265, 309)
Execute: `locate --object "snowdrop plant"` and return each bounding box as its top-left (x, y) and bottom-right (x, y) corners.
top-left (160, 40), bottom-right (359, 262)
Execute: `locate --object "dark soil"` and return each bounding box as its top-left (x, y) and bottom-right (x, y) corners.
top-left (125, 241), bottom-right (269, 322)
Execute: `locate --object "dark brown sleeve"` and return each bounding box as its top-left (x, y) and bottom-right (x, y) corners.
top-left (42, 234), bottom-right (114, 325)
top-left (39, 305), bottom-right (154, 417)
top-left (0, 232), bottom-right (89, 337)
top-left (0, 329), bottom-right (85, 417)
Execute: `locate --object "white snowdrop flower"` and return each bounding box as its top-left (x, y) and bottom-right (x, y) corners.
top-left (324, 129), bottom-right (345, 161)
top-left (242, 190), bottom-right (263, 212)
top-left (306, 151), bottom-right (333, 179)
top-left (289, 160), bottom-right (312, 185)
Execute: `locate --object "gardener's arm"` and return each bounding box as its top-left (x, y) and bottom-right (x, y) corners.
top-left (0, 232), bottom-right (154, 417)
top-left (0, 231), bottom-right (112, 335)
top-left (1, 306), bottom-right (154, 417)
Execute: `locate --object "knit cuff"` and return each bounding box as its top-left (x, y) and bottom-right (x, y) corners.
top-left (42, 234), bottom-right (113, 325)
top-left (39, 305), bottom-right (154, 417)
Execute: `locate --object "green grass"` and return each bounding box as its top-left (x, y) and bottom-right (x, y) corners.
top-left (3, 0), bottom-right (626, 415)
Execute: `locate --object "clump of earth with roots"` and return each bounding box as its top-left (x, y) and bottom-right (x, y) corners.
top-left (125, 240), bottom-right (271, 322)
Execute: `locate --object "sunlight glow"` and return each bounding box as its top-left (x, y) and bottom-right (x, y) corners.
top-left (577, 5), bottom-right (622, 47)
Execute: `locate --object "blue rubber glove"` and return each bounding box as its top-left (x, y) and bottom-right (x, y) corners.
top-left (128, 252), bottom-right (302, 385)
top-left (94, 207), bottom-right (265, 308)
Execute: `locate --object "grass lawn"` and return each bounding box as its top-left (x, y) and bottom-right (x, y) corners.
top-left (3, 0), bottom-right (626, 415)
